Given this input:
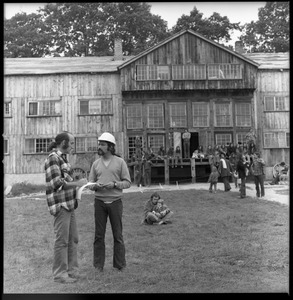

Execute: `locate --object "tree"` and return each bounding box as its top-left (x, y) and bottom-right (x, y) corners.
top-left (172, 7), bottom-right (240, 44)
top-left (240, 2), bottom-right (289, 52)
top-left (4, 2), bottom-right (170, 57)
top-left (4, 12), bottom-right (53, 57)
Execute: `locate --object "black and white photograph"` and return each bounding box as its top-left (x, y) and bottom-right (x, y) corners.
top-left (3, 2), bottom-right (289, 294)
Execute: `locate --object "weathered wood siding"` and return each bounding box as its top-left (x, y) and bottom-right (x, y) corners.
top-left (4, 73), bottom-right (123, 174)
top-left (254, 70), bottom-right (290, 166)
top-left (120, 32), bottom-right (258, 91)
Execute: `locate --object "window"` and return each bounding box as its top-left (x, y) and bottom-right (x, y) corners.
top-left (214, 102), bottom-right (232, 126)
top-left (236, 132), bottom-right (249, 144)
top-left (75, 137), bottom-right (98, 152)
top-left (192, 102), bottom-right (209, 127)
top-left (28, 101), bottom-right (61, 116)
top-left (264, 96), bottom-right (289, 111)
top-left (128, 136), bottom-right (143, 158)
top-left (25, 138), bottom-right (53, 153)
top-left (4, 138), bottom-right (8, 154)
top-left (235, 103), bottom-right (251, 126)
top-left (79, 98), bottom-right (112, 115)
top-left (127, 105), bottom-right (143, 129)
top-left (169, 103), bottom-right (187, 127)
top-left (215, 133), bottom-right (232, 145)
top-left (147, 104), bottom-right (164, 128)
top-left (208, 64), bottom-right (242, 79)
top-left (172, 65), bottom-right (206, 80)
top-left (148, 135), bottom-right (165, 154)
top-left (136, 65), bottom-right (170, 80)
top-left (4, 102), bottom-right (11, 117)
top-left (264, 132), bottom-right (289, 148)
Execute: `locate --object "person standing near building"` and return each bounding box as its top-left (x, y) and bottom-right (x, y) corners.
top-left (45, 132), bottom-right (88, 284)
top-left (143, 155), bottom-right (153, 187)
top-left (218, 153), bottom-right (232, 191)
top-left (250, 152), bottom-right (266, 198)
top-left (88, 132), bottom-right (131, 275)
top-left (182, 129), bottom-right (191, 158)
top-left (236, 154), bottom-right (250, 198)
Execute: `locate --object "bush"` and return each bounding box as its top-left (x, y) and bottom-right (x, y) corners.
top-left (8, 182), bottom-right (46, 197)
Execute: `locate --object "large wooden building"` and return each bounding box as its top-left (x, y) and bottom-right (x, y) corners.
top-left (3, 30), bottom-right (289, 185)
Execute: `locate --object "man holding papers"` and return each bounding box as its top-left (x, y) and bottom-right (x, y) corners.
top-left (88, 132), bottom-right (131, 276)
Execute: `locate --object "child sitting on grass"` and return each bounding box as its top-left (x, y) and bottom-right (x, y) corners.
top-left (208, 165), bottom-right (219, 193)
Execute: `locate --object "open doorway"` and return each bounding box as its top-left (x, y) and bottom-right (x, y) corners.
top-left (190, 132), bottom-right (199, 154)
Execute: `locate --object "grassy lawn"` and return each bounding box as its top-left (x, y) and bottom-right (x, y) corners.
top-left (3, 188), bottom-right (289, 293)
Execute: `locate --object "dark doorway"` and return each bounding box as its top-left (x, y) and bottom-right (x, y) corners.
top-left (190, 132), bottom-right (199, 154)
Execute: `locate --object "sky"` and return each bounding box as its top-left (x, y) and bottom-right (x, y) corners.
top-left (4, 2), bottom-right (266, 45)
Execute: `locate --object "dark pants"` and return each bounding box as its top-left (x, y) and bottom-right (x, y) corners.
top-left (254, 175), bottom-right (265, 197)
top-left (222, 176), bottom-right (231, 191)
top-left (94, 198), bottom-right (126, 270)
top-left (239, 177), bottom-right (246, 198)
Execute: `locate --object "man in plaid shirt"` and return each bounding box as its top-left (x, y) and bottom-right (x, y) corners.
top-left (45, 132), bottom-right (87, 284)
top-left (250, 151), bottom-right (266, 198)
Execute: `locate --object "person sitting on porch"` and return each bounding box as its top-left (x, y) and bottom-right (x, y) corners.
top-left (157, 146), bottom-right (166, 160)
top-left (197, 145), bottom-right (205, 158)
top-left (192, 149), bottom-right (199, 159)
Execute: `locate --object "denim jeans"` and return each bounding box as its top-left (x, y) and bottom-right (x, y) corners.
top-left (254, 174), bottom-right (265, 197)
top-left (52, 207), bottom-right (78, 280)
top-left (94, 198), bottom-right (126, 270)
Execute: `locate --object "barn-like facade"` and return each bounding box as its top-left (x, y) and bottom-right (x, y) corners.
top-left (3, 30), bottom-right (289, 186)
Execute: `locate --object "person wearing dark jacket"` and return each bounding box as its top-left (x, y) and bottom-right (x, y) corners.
top-left (236, 155), bottom-right (250, 198)
top-left (218, 153), bottom-right (232, 191)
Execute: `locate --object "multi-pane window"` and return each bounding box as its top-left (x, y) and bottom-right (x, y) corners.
top-left (147, 104), bottom-right (164, 128)
top-left (4, 102), bottom-right (11, 117)
top-left (192, 102), bottom-right (209, 127)
top-left (264, 132), bottom-right (289, 148)
top-left (79, 99), bottom-right (112, 115)
top-left (214, 102), bottom-right (232, 126)
top-left (208, 64), bottom-right (242, 79)
top-left (169, 103), bottom-right (187, 127)
top-left (28, 101), bottom-right (61, 116)
top-left (215, 133), bottom-right (232, 145)
top-left (25, 138), bottom-right (53, 153)
top-left (148, 135), bottom-right (165, 155)
top-left (236, 133), bottom-right (248, 144)
top-left (264, 96), bottom-right (289, 111)
top-left (75, 137), bottom-right (98, 152)
top-left (136, 65), bottom-right (170, 80)
top-left (235, 103), bottom-right (251, 126)
top-left (128, 136), bottom-right (143, 158)
top-left (172, 65), bottom-right (206, 80)
top-left (127, 105), bottom-right (143, 129)
top-left (4, 138), bottom-right (8, 154)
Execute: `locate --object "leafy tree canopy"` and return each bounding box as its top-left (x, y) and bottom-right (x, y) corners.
top-left (172, 7), bottom-right (240, 44)
top-left (4, 2), bottom-right (170, 57)
top-left (240, 2), bottom-right (289, 52)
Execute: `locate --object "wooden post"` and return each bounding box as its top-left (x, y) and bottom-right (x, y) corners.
top-left (191, 158), bottom-right (196, 183)
top-left (164, 158), bottom-right (169, 185)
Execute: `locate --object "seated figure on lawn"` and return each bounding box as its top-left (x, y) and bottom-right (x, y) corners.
top-left (141, 192), bottom-right (173, 225)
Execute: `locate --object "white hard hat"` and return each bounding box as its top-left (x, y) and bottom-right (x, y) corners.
top-left (98, 132), bottom-right (116, 145)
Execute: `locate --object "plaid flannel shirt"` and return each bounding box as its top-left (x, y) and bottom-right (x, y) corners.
top-left (44, 150), bottom-right (77, 216)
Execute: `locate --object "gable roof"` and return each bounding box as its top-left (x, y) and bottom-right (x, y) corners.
top-left (4, 56), bottom-right (135, 75)
top-left (118, 29), bottom-right (259, 69)
top-left (244, 53), bottom-right (289, 70)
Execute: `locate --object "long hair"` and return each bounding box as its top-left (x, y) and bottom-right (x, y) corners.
top-left (47, 131), bottom-right (71, 152)
top-left (106, 142), bottom-right (116, 155)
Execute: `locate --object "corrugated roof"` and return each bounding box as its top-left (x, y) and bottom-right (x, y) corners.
top-left (118, 29), bottom-right (260, 69)
top-left (4, 56), bottom-right (135, 75)
top-left (244, 52), bottom-right (289, 69)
